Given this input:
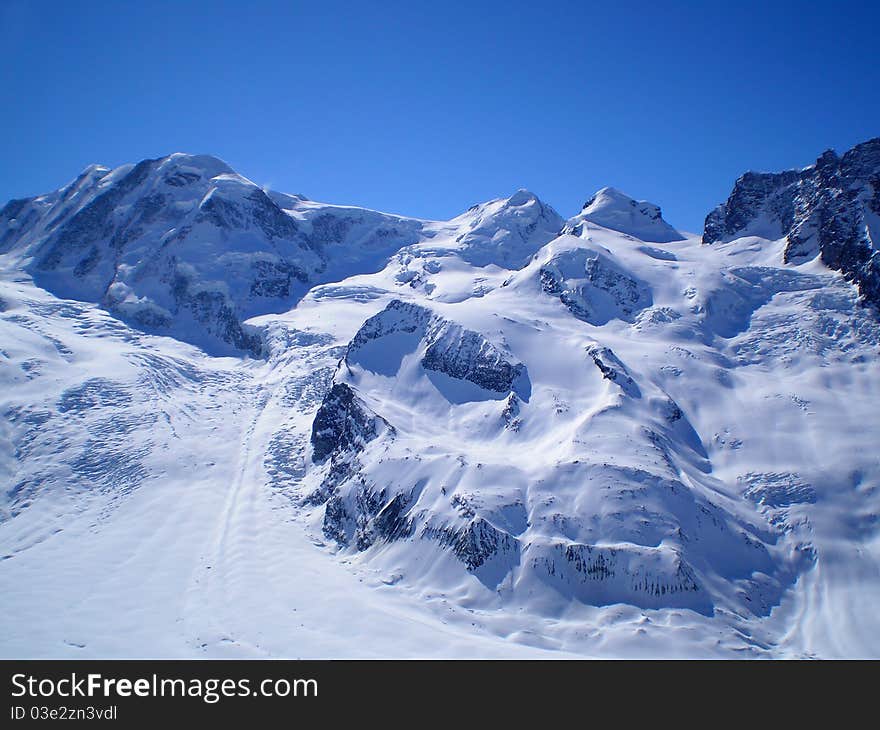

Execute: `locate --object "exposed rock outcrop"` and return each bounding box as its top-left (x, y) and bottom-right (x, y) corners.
top-left (346, 299), bottom-right (530, 397)
top-left (310, 383), bottom-right (391, 463)
top-left (703, 138), bottom-right (880, 309)
top-left (539, 244), bottom-right (653, 325)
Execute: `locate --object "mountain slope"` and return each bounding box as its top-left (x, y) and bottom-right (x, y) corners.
top-left (0, 154), bottom-right (425, 355)
top-left (0, 159), bottom-right (568, 356)
top-left (1, 141), bottom-right (879, 658)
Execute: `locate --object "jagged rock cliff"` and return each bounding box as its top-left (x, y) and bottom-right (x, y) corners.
top-left (703, 138), bottom-right (880, 309)
top-left (343, 299), bottom-right (531, 398)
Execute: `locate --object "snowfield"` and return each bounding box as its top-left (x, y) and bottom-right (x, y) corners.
top-left (1, 146), bottom-right (879, 658)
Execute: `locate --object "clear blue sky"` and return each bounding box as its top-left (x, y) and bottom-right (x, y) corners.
top-left (1, 0), bottom-right (877, 232)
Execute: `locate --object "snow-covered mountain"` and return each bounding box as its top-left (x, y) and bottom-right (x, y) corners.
top-left (0, 154), bottom-right (424, 355)
top-left (0, 157), bottom-right (569, 356)
top-left (704, 138), bottom-right (880, 307)
top-left (564, 186), bottom-right (684, 243)
top-left (2, 141), bottom-right (879, 658)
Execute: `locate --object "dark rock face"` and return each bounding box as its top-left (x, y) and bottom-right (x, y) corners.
top-left (421, 322), bottom-right (527, 395)
top-left (346, 300), bottom-right (433, 354)
top-left (525, 530), bottom-right (714, 614)
top-left (586, 344), bottom-right (641, 398)
top-left (0, 198), bottom-right (29, 223)
top-left (309, 383), bottom-right (390, 463)
top-left (38, 160), bottom-right (154, 272)
top-left (165, 268), bottom-right (263, 355)
top-left (501, 393), bottom-right (521, 431)
top-left (704, 138), bottom-right (880, 309)
top-left (195, 185), bottom-right (303, 243)
top-left (703, 170), bottom-right (802, 244)
top-left (421, 517), bottom-right (518, 571)
top-left (565, 543), bottom-right (700, 595)
top-left (248, 258), bottom-right (309, 298)
top-left (323, 484), bottom-right (416, 549)
top-left (345, 300), bottom-right (530, 398)
top-left (539, 248), bottom-right (653, 326)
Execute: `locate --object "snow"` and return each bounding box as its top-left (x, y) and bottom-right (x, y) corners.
top-left (1, 154), bottom-right (879, 658)
top-left (567, 186), bottom-right (684, 243)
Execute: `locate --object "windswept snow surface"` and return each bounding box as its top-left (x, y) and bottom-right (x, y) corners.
top-left (565, 187), bottom-right (685, 243)
top-left (1, 154), bottom-right (879, 658)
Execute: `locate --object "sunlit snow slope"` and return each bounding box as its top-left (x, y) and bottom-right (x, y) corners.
top-left (1, 144), bottom-right (879, 658)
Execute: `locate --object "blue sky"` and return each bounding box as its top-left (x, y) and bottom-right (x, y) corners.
top-left (1, 0), bottom-right (876, 232)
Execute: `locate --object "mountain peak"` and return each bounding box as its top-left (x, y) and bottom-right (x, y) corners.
top-left (581, 186), bottom-right (630, 209)
top-left (506, 188), bottom-right (540, 207)
top-left (703, 136), bottom-right (880, 309)
top-left (565, 187), bottom-right (684, 243)
top-left (450, 189), bottom-right (564, 269)
top-left (79, 162), bottom-right (111, 177)
top-left (156, 152), bottom-right (235, 179)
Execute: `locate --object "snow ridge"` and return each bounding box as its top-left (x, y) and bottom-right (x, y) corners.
top-left (564, 187), bottom-right (684, 243)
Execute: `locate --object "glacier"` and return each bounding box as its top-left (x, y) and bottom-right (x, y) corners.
top-left (1, 142), bottom-right (879, 658)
